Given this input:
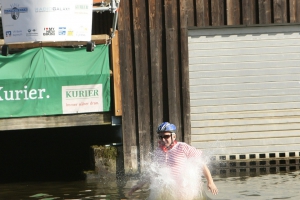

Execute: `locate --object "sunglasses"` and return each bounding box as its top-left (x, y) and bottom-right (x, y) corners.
top-left (158, 135), bottom-right (172, 140)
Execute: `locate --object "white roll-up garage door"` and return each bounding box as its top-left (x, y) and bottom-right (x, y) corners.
top-left (188, 25), bottom-right (300, 158)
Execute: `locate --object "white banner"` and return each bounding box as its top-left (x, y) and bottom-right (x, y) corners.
top-left (62, 84), bottom-right (104, 114)
top-left (1, 0), bottom-right (93, 43)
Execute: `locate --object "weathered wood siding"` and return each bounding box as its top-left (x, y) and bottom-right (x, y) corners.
top-left (91, 0), bottom-right (300, 173)
top-left (117, 0), bottom-right (191, 173)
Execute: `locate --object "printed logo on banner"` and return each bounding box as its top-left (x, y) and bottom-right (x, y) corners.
top-left (12, 30), bottom-right (22, 37)
top-left (58, 27), bottom-right (67, 36)
top-left (75, 5), bottom-right (89, 9)
top-left (5, 31), bottom-right (12, 37)
top-left (4, 4), bottom-right (28, 20)
top-left (43, 27), bottom-right (55, 36)
top-left (74, 4), bottom-right (89, 14)
top-left (67, 29), bottom-right (74, 36)
top-left (35, 7), bottom-right (71, 12)
top-left (62, 84), bottom-right (103, 114)
top-left (26, 29), bottom-right (38, 36)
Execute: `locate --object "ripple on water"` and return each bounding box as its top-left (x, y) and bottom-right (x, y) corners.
top-left (0, 171), bottom-right (299, 199)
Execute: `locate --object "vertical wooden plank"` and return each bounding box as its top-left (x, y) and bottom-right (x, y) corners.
top-left (132, 0), bottom-right (152, 171)
top-left (242, 0), bottom-right (257, 25)
top-left (111, 30), bottom-right (122, 116)
top-left (258, 0), bottom-right (272, 24)
top-left (273, 0), bottom-right (287, 23)
top-left (290, 0), bottom-right (300, 23)
top-left (179, 0), bottom-right (191, 144)
top-left (164, 0), bottom-right (183, 141)
top-left (227, 0), bottom-right (240, 25)
top-left (195, 0), bottom-right (210, 27)
top-left (148, 0), bottom-right (164, 140)
top-left (290, 0), bottom-right (297, 22)
top-left (187, 0), bottom-right (195, 26)
top-left (211, 0), bottom-right (225, 26)
top-left (118, 0), bottom-right (138, 174)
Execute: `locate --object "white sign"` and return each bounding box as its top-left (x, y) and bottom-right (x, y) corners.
top-left (62, 84), bottom-right (103, 114)
top-left (1, 0), bottom-right (93, 43)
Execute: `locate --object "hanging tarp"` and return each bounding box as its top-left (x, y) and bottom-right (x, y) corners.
top-left (0, 45), bottom-right (110, 118)
top-left (1, 0), bottom-right (93, 43)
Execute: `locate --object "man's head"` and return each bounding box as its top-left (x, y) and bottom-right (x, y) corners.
top-left (156, 122), bottom-right (176, 147)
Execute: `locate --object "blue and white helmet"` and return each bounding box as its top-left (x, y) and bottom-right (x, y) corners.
top-left (156, 122), bottom-right (176, 133)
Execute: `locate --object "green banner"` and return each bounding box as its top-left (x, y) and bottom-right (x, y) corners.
top-left (0, 45), bottom-right (110, 118)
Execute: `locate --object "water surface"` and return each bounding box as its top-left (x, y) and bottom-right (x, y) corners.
top-left (0, 171), bottom-right (299, 199)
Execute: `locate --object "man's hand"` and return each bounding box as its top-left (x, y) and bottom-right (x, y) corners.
top-left (207, 182), bottom-right (218, 195)
top-left (127, 181), bottom-right (147, 196)
top-left (127, 185), bottom-right (141, 196)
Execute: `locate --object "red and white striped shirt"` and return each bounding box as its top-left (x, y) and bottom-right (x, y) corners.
top-left (153, 142), bottom-right (202, 178)
top-left (148, 142), bottom-right (204, 199)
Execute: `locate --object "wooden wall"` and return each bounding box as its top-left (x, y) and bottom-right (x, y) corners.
top-left (118, 0), bottom-right (191, 173)
top-left (92, 0), bottom-right (300, 173)
top-left (190, 0), bottom-right (300, 26)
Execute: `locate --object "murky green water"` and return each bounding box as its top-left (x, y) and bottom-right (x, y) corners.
top-left (207, 171), bottom-right (300, 200)
top-left (0, 171), bottom-right (299, 200)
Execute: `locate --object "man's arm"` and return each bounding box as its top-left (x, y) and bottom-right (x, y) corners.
top-left (202, 164), bottom-right (218, 195)
top-left (127, 180), bottom-right (148, 196)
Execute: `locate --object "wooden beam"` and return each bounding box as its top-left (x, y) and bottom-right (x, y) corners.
top-left (227, 0), bottom-right (240, 25)
top-left (180, 0), bottom-right (191, 144)
top-left (273, 0), bottom-right (287, 23)
top-left (111, 30), bottom-right (122, 116)
top-left (93, 0), bottom-right (110, 4)
top-left (258, 0), bottom-right (272, 24)
top-left (0, 34), bottom-right (109, 49)
top-left (242, 0), bottom-right (257, 25)
top-left (0, 113), bottom-right (112, 131)
top-left (148, 0), bottom-right (164, 139)
top-left (195, 0), bottom-right (210, 27)
top-left (132, 0), bottom-right (152, 171)
top-left (187, 0), bottom-right (195, 27)
top-left (118, 0), bottom-right (138, 174)
top-left (290, 0), bottom-right (300, 23)
top-left (164, 0), bottom-right (183, 141)
top-left (211, 0), bottom-right (225, 26)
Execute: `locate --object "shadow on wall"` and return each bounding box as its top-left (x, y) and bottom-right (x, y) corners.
top-left (0, 125), bottom-right (122, 183)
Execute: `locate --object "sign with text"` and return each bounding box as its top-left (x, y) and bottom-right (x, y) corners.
top-left (1, 0), bottom-right (93, 43)
top-left (62, 84), bottom-right (103, 114)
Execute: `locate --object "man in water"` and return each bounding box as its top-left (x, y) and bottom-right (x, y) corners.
top-left (128, 122), bottom-right (218, 199)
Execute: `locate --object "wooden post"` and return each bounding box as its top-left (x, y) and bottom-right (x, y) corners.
top-left (148, 0), bottom-right (164, 140)
top-left (227, 0), bottom-right (240, 25)
top-left (242, 0), bottom-right (257, 25)
top-left (164, 0), bottom-right (183, 141)
top-left (273, 0), bottom-right (287, 23)
top-left (290, 0), bottom-right (300, 23)
top-left (111, 31), bottom-right (122, 116)
top-left (132, 0), bottom-right (152, 171)
top-left (211, 0), bottom-right (225, 26)
top-left (258, 0), bottom-right (272, 24)
top-left (196, 0), bottom-right (210, 27)
top-left (180, 0), bottom-right (191, 144)
top-left (187, 0), bottom-right (195, 27)
top-left (118, 0), bottom-right (138, 174)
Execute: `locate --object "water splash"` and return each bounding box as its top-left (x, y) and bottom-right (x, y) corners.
top-left (141, 151), bottom-right (209, 200)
